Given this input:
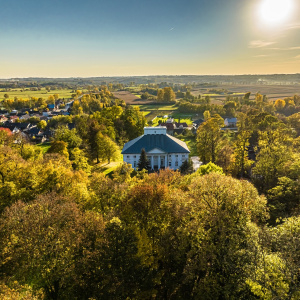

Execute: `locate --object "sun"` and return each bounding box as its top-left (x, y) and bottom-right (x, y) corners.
top-left (259, 0), bottom-right (294, 25)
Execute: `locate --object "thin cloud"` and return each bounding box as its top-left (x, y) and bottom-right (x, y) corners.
top-left (295, 54), bottom-right (300, 59)
top-left (268, 46), bottom-right (300, 51)
top-left (253, 54), bottom-right (269, 58)
top-left (169, 27), bottom-right (175, 31)
top-left (249, 40), bottom-right (276, 48)
top-left (285, 23), bottom-right (300, 30)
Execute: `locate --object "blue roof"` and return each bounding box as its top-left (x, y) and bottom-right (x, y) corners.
top-left (225, 118), bottom-right (237, 122)
top-left (122, 133), bottom-right (190, 154)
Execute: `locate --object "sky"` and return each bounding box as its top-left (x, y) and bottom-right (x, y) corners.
top-left (0, 0), bottom-right (300, 78)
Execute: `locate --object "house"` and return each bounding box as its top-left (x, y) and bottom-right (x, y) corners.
top-left (47, 104), bottom-right (55, 111)
top-left (0, 115), bottom-right (8, 123)
top-left (159, 122), bottom-right (175, 134)
top-left (224, 117), bottom-right (237, 127)
top-left (24, 126), bottom-right (46, 143)
top-left (10, 110), bottom-right (18, 116)
top-left (175, 122), bottom-right (188, 129)
top-left (192, 118), bottom-right (204, 129)
top-left (9, 115), bottom-right (19, 122)
top-left (122, 127), bottom-right (190, 170)
top-left (19, 114), bottom-right (30, 121)
top-left (0, 110), bottom-right (9, 116)
top-left (160, 121), bottom-right (188, 136)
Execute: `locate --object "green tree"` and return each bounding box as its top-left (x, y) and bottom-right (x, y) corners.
top-left (196, 114), bottom-right (224, 163)
top-left (47, 141), bottom-right (69, 159)
top-left (0, 194), bottom-right (105, 300)
top-left (179, 158), bottom-right (193, 174)
top-left (252, 129), bottom-right (293, 192)
top-left (137, 148), bottom-right (150, 171)
top-left (163, 87), bottom-right (176, 102)
top-left (95, 132), bottom-right (119, 163)
top-left (157, 89), bottom-right (164, 101)
top-left (203, 110), bottom-right (211, 121)
top-left (38, 120), bottom-right (47, 130)
top-left (196, 161), bottom-right (224, 176)
top-left (244, 92), bottom-right (251, 100)
top-left (70, 147), bottom-right (91, 172)
top-left (274, 99), bottom-right (286, 112)
top-left (53, 126), bottom-right (82, 151)
top-left (232, 130), bottom-right (252, 178)
top-left (185, 173), bottom-right (268, 299)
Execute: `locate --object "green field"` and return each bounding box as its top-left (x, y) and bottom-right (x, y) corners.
top-left (151, 116), bottom-right (193, 127)
top-left (0, 88), bottom-right (75, 101)
top-left (132, 93), bottom-right (141, 98)
top-left (36, 143), bottom-right (51, 153)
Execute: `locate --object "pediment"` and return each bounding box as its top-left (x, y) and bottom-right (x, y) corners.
top-left (147, 148), bottom-right (166, 154)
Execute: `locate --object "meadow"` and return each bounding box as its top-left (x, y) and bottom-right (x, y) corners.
top-left (0, 88), bottom-right (74, 101)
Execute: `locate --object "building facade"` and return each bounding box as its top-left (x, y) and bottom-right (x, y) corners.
top-left (121, 127), bottom-right (190, 170)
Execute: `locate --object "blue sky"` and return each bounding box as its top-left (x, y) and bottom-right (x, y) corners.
top-left (1, 0), bottom-right (300, 77)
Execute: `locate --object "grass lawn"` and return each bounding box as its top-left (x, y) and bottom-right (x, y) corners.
top-left (151, 117), bottom-right (168, 126)
top-left (92, 149), bottom-right (123, 175)
top-left (36, 142), bottom-right (51, 153)
top-left (100, 161), bottom-right (123, 175)
top-left (151, 115), bottom-right (193, 127)
top-left (0, 88), bottom-right (75, 101)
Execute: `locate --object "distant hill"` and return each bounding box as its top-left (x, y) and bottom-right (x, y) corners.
top-left (1, 74), bottom-right (300, 87)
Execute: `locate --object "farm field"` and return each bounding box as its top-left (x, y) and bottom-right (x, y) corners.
top-left (112, 91), bottom-right (144, 104)
top-left (132, 104), bottom-right (177, 111)
top-left (191, 84), bottom-right (300, 102)
top-left (0, 88), bottom-right (74, 101)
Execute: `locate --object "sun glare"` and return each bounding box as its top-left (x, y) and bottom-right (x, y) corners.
top-left (259, 0), bottom-right (293, 25)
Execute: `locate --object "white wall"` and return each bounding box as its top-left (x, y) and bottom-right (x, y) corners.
top-left (123, 154), bottom-right (140, 169)
top-left (123, 153), bottom-right (188, 170)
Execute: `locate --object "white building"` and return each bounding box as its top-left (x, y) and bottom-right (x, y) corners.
top-left (121, 127), bottom-right (190, 170)
top-left (224, 117), bottom-right (237, 127)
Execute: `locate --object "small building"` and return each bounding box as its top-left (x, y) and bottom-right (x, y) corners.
top-left (47, 104), bottom-right (55, 111)
top-left (122, 127), bottom-right (190, 170)
top-left (0, 115), bottom-right (8, 123)
top-left (160, 121), bottom-right (188, 136)
top-left (224, 117), bottom-right (237, 127)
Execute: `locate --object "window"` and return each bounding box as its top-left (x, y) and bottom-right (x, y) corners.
top-left (175, 161), bottom-right (178, 166)
top-left (134, 161), bottom-right (137, 167)
top-left (175, 155), bottom-right (178, 157)
top-left (134, 155), bottom-right (136, 158)
top-left (127, 156), bottom-right (130, 159)
top-left (169, 161), bottom-right (172, 166)
top-left (169, 155), bottom-right (171, 157)
top-left (182, 155), bottom-right (185, 158)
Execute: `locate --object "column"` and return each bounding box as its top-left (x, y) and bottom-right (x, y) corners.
top-left (158, 155), bottom-right (160, 169)
top-left (151, 156), bottom-right (154, 170)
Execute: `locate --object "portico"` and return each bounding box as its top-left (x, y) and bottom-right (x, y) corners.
top-left (147, 148), bottom-right (167, 170)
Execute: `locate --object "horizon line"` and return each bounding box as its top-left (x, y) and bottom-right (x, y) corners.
top-left (1, 72), bottom-right (300, 80)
